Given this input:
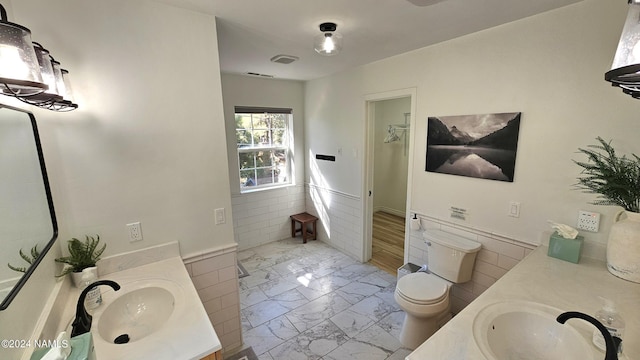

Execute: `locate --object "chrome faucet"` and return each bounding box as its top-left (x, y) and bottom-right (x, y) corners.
top-left (71, 280), bottom-right (120, 337)
top-left (557, 311), bottom-right (622, 360)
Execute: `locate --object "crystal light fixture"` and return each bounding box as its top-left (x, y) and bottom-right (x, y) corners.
top-left (314, 22), bottom-right (342, 56)
top-left (605, 0), bottom-right (640, 98)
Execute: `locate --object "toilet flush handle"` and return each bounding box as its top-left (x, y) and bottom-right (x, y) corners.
top-left (425, 241), bottom-right (432, 246)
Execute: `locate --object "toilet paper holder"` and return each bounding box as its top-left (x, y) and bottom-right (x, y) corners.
top-left (410, 213), bottom-right (422, 231)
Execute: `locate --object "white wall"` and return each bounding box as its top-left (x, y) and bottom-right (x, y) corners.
top-left (0, 1), bottom-right (233, 358)
top-left (220, 74), bottom-right (306, 249)
top-left (305, 70), bottom-right (368, 259)
top-left (305, 0), bottom-right (639, 261)
top-left (13, 0), bottom-right (234, 257)
top-left (373, 97), bottom-right (411, 216)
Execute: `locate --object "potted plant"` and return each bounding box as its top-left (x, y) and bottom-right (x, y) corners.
top-left (574, 137), bottom-right (640, 283)
top-left (55, 235), bottom-right (106, 287)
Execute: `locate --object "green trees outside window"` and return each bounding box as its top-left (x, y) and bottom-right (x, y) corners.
top-left (235, 110), bottom-right (291, 191)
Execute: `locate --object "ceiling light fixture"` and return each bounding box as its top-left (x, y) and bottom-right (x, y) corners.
top-left (314, 22), bottom-right (342, 56)
top-left (605, 0), bottom-right (640, 99)
top-left (0, 4), bottom-right (77, 111)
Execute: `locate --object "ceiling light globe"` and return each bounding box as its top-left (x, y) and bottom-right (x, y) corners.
top-left (314, 32), bottom-right (342, 56)
top-left (0, 20), bottom-right (47, 96)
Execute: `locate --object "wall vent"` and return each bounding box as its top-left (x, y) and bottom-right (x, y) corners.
top-left (270, 54), bottom-right (299, 64)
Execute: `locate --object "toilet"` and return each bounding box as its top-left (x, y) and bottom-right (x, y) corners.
top-left (395, 229), bottom-right (481, 349)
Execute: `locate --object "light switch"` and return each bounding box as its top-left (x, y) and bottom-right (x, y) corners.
top-left (509, 202), bottom-right (520, 218)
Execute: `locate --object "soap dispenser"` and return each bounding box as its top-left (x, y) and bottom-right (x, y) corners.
top-left (592, 298), bottom-right (625, 353)
top-left (81, 268), bottom-right (102, 310)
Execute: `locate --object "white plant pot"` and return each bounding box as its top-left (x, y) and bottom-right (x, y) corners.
top-left (70, 266), bottom-right (98, 288)
top-left (607, 210), bottom-right (640, 283)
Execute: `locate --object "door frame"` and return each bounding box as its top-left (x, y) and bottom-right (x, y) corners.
top-left (362, 88), bottom-right (417, 263)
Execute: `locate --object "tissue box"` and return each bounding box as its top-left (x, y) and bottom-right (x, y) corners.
top-left (68, 333), bottom-right (95, 360)
top-left (547, 231), bottom-right (584, 264)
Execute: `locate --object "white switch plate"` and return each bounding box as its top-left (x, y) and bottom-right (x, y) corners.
top-left (215, 208), bottom-right (226, 225)
top-left (127, 222), bottom-right (143, 242)
top-left (508, 202), bottom-right (521, 218)
top-left (577, 210), bottom-right (600, 232)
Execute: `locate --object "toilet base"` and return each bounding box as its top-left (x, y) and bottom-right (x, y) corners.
top-left (398, 310), bottom-right (451, 349)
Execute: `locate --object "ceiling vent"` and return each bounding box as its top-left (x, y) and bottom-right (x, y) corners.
top-left (270, 54), bottom-right (299, 64)
top-left (405, 0), bottom-right (447, 6)
top-left (246, 72), bottom-right (274, 78)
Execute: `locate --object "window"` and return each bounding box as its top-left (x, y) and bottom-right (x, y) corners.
top-left (235, 106), bottom-right (292, 192)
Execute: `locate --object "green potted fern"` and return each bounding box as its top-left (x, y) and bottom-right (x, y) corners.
top-left (574, 137), bottom-right (640, 283)
top-left (55, 235), bottom-right (106, 287)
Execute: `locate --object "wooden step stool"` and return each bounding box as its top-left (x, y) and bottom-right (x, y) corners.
top-left (290, 212), bottom-right (318, 244)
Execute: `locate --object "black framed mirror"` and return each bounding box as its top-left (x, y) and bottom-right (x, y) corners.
top-left (0, 103), bottom-right (58, 310)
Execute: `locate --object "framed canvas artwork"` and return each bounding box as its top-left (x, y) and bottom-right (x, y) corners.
top-left (426, 112), bottom-right (521, 182)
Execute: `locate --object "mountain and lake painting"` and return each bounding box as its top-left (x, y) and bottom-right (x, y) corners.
top-left (426, 112), bottom-right (521, 182)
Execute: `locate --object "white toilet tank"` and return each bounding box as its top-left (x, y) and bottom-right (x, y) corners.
top-left (424, 230), bottom-right (481, 283)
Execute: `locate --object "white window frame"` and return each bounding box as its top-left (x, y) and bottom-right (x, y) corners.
top-left (235, 106), bottom-right (293, 193)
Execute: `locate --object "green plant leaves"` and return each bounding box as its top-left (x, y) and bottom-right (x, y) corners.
top-left (574, 137), bottom-right (640, 213)
top-left (7, 245), bottom-right (40, 273)
top-left (54, 235), bottom-right (106, 277)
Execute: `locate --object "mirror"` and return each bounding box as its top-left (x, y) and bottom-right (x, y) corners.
top-left (0, 104), bottom-right (57, 310)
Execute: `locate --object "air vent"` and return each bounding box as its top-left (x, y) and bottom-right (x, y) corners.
top-left (246, 72), bottom-right (274, 78)
top-left (406, 0), bottom-right (447, 6)
top-left (270, 54), bottom-right (299, 64)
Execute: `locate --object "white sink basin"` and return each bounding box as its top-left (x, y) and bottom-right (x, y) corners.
top-left (79, 256), bottom-right (220, 360)
top-left (95, 281), bottom-right (177, 344)
top-left (472, 301), bottom-right (593, 360)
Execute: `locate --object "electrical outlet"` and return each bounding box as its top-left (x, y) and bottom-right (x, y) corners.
top-left (215, 208), bottom-right (226, 225)
top-left (577, 211), bottom-right (600, 232)
top-left (127, 222), bottom-right (143, 242)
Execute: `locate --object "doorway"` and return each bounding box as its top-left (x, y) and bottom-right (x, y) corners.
top-left (363, 89), bottom-right (416, 274)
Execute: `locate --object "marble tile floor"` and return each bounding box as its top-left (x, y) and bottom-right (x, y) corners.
top-left (236, 238), bottom-right (412, 360)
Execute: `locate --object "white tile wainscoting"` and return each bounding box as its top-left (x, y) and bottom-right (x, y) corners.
top-left (232, 185), bottom-right (306, 250)
top-left (407, 214), bottom-right (536, 314)
top-left (184, 244), bottom-right (243, 354)
top-left (306, 183), bottom-right (364, 261)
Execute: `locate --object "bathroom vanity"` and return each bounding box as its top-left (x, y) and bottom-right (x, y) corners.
top-left (30, 242), bottom-right (222, 360)
top-left (406, 245), bottom-right (640, 359)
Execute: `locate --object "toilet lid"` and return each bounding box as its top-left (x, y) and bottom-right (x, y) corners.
top-left (397, 272), bottom-right (449, 305)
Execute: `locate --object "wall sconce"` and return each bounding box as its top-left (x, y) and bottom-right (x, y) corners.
top-left (0, 4), bottom-right (77, 111)
top-left (0, 5), bottom-right (47, 97)
top-left (605, 0), bottom-right (640, 99)
top-left (314, 22), bottom-right (342, 56)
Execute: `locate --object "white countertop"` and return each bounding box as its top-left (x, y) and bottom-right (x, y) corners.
top-left (407, 246), bottom-right (640, 359)
top-left (57, 256), bottom-right (221, 360)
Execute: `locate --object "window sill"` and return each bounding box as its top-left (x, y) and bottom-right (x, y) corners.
top-left (239, 183), bottom-right (294, 195)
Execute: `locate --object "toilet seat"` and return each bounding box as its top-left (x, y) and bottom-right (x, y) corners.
top-left (396, 272), bottom-right (449, 305)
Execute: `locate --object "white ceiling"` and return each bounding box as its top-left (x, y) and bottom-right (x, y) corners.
top-left (158, 0), bottom-right (584, 81)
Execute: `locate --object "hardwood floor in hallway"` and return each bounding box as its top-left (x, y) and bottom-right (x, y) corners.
top-left (369, 211), bottom-right (405, 275)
